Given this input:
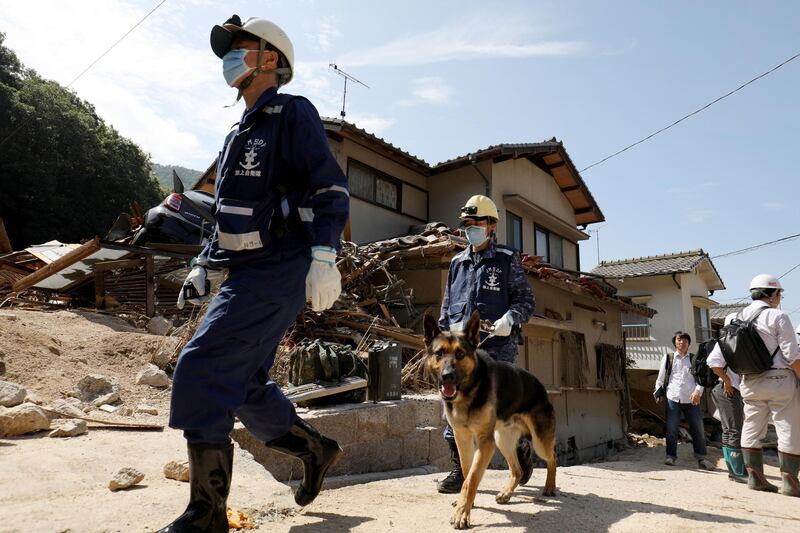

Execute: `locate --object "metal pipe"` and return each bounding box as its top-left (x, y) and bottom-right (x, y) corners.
top-left (469, 154), bottom-right (491, 197)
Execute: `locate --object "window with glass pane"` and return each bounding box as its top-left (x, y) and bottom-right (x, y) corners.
top-left (375, 177), bottom-right (399, 209)
top-left (693, 306), bottom-right (712, 342)
top-left (549, 233), bottom-right (563, 268)
top-left (348, 161), bottom-right (375, 200)
top-left (535, 226), bottom-right (549, 262)
top-left (507, 211), bottom-right (522, 250)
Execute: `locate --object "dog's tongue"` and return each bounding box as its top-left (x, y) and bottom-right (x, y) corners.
top-left (440, 384), bottom-right (456, 398)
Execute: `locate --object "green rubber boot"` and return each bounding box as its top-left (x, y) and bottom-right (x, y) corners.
top-left (778, 451), bottom-right (800, 497)
top-left (742, 448), bottom-right (779, 493)
top-left (723, 447), bottom-right (748, 484)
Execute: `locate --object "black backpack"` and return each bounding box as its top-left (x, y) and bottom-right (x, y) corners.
top-left (691, 339), bottom-right (720, 387)
top-left (718, 306), bottom-right (779, 375)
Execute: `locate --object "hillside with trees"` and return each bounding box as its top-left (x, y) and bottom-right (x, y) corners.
top-left (151, 163), bottom-right (203, 192)
top-left (0, 32), bottom-right (163, 249)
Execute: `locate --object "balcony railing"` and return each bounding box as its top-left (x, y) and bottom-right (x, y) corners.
top-left (623, 324), bottom-right (652, 341)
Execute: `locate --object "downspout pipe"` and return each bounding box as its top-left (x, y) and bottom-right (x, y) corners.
top-left (469, 154), bottom-right (491, 197)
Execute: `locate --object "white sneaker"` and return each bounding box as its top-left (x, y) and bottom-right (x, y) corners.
top-left (697, 458), bottom-right (716, 471)
top-left (664, 457), bottom-right (676, 466)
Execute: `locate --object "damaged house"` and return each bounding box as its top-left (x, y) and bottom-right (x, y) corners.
top-left (192, 118), bottom-right (656, 463)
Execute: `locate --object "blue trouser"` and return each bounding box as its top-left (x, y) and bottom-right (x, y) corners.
top-left (170, 249), bottom-right (310, 444)
top-left (443, 340), bottom-right (517, 441)
top-left (665, 399), bottom-right (707, 459)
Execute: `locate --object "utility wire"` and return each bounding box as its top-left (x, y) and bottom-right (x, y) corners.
top-left (0, 0), bottom-right (168, 148)
top-left (580, 50), bottom-right (800, 173)
top-left (711, 232), bottom-right (800, 259)
top-left (66, 0), bottom-right (168, 87)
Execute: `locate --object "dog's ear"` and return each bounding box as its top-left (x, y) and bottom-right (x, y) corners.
top-left (464, 310), bottom-right (481, 347)
top-left (423, 313), bottom-right (441, 346)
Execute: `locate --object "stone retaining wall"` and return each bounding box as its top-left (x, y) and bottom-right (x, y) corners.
top-left (232, 394), bottom-right (450, 481)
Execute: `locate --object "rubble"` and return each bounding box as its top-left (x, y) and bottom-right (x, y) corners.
top-left (91, 390), bottom-right (121, 407)
top-left (135, 364), bottom-right (170, 388)
top-left (163, 460), bottom-right (190, 482)
top-left (0, 380), bottom-right (27, 407)
top-left (0, 402), bottom-right (50, 437)
top-left (49, 398), bottom-right (86, 418)
top-left (73, 374), bottom-right (115, 403)
top-left (108, 467), bottom-right (144, 491)
top-left (146, 315), bottom-right (172, 336)
top-left (136, 405), bottom-right (158, 416)
top-left (98, 404), bottom-right (118, 413)
top-left (48, 419), bottom-right (88, 438)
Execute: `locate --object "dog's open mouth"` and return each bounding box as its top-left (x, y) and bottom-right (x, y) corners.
top-left (440, 383), bottom-right (458, 400)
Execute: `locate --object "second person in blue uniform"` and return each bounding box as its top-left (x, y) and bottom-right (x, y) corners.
top-left (158, 15), bottom-right (349, 533)
top-left (436, 195), bottom-right (536, 493)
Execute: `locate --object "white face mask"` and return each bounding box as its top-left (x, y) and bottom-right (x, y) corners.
top-left (222, 48), bottom-right (256, 87)
top-left (464, 225), bottom-right (488, 247)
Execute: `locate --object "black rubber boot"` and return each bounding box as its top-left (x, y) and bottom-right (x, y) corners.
top-left (265, 416), bottom-right (342, 506)
top-left (517, 437), bottom-right (535, 486)
top-left (437, 438), bottom-right (464, 494)
top-left (157, 442), bottom-right (233, 533)
top-left (742, 447), bottom-right (779, 493)
top-left (779, 451), bottom-right (800, 497)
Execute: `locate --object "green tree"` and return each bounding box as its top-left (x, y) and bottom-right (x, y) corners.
top-left (0, 32), bottom-right (163, 249)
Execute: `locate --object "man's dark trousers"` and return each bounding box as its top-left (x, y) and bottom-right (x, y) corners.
top-left (665, 399), bottom-right (707, 458)
top-left (170, 249), bottom-right (310, 444)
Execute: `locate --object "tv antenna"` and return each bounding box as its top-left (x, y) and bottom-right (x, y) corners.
top-left (329, 63), bottom-right (369, 118)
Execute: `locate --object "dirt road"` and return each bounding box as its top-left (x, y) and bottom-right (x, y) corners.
top-left (2, 428), bottom-right (799, 532)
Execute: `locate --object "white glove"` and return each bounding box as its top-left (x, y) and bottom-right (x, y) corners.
top-left (177, 265), bottom-right (210, 309)
top-left (492, 311), bottom-right (515, 337)
top-left (306, 246), bottom-right (341, 312)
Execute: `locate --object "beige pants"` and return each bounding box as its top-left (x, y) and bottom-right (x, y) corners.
top-left (740, 368), bottom-right (800, 454)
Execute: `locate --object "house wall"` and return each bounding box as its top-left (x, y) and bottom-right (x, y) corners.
top-left (394, 262), bottom-right (629, 463)
top-left (427, 163), bottom-right (488, 227)
top-left (611, 272), bottom-right (713, 371)
top-left (327, 135), bottom-right (430, 244)
top-left (491, 158), bottom-right (580, 271)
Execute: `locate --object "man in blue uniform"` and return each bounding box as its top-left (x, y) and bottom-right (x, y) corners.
top-left (436, 195), bottom-right (536, 493)
top-left (158, 15), bottom-right (349, 532)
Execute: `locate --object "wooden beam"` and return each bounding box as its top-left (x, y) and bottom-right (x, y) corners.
top-left (12, 237), bottom-right (101, 292)
top-left (560, 184), bottom-right (581, 193)
top-left (0, 258), bottom-right (33, 276)
top-left (548, 160), bottom-right (567, 170)
top-left (336, 319), bottom-right (425, 350)
top-left (574, 207), bottom-right (594, 215)
top-left (145, 255), bottom-right (155, 317)
top-left (284, 376), bottom-right (368, 403)
top-left (95, 271), bottom-right (106, 309)
top-left (93, 258), bottom-right (144, 273)
top-left (0, 218), bottom-right (11, 254)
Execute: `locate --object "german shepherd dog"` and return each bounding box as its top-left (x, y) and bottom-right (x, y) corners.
top-left (424, 311), bottom-right (557, 529)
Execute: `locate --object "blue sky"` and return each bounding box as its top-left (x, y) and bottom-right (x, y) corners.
top-left (1, 1), bottom-right (799, 317)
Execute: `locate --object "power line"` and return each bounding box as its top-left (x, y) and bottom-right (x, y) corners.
top-left (0, 0), bottom-right (168, 148)
top-left (711, 232), bottom-right (800, 259)
top-left (66, 0), bottom-right (168, 88)
top-left (580, 50), bottom-right (800, 173)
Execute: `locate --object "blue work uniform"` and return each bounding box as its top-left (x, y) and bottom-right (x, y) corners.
top-left (439, 239), bottom-right (535, 442)
top-left (439, 239), bottom-right (535, 363)
top-left (170, 88), bottom-right (349, 444)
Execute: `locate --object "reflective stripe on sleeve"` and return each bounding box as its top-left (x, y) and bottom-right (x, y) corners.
top-left (312, 184), bottom-right (349, 197)
top-left (218, 205), bottom-right (253, 216)
top-left (298, 207), bottom-right (314, 222)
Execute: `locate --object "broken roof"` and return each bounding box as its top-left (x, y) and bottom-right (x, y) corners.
top-left (591, 249), bottom-right (725, 291)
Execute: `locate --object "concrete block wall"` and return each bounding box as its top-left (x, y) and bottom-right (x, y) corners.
top-left (232, 394), bottom-right (450, 481)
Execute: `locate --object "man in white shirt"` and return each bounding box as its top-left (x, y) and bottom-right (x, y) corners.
top-left (707, 313), bottom-right (747, 483)
top-left (654, 331), bottom-right (715, 470)
top-left (726, 274), bottom-right (800, 496)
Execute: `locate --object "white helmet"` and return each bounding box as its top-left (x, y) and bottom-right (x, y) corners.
top-left (210, 15), bottom-right (294, 85)
top-left (724, 313), bottom-right (736, 326)
top-left (749, 274), bottom-right (782, 291)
